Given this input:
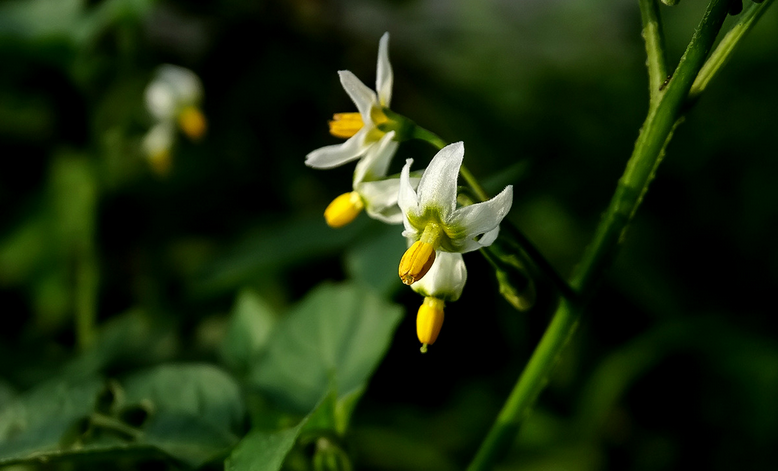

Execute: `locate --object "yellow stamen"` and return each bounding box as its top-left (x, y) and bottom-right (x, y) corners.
top-left (148, 149), bottom-right (172, 176)
top-left (324, 192), bottom-right (364, 228)
top-left (328, 112), bottom-right (364, 139)
top-left (417, 297), bottom-right (445, 352)
top-left (399, 241), bottom-right (436, 285)
top-left (399, 223), bottom-right (443, 285)
top-left (178, 106), bottom-right (207, 140)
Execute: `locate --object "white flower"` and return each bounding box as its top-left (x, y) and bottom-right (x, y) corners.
top-left (412, 252), bottom-right (467, 352)
top-left (141, 65), bottom-right (207, 174)
top-left (397, 142), bottom-right (513, 284)
top-left (145, 65), bottom-right (203, 122)
top-left (411, 252), bottom-right (467, 302)
top-left (324, 131), bottom-right (422, 227)
top-left (305, 32), bottom-right (395, 169)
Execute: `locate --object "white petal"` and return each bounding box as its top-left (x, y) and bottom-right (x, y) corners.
top-left (411, 252), bottom-right (467, 302)
top-left (305, 127), bottom-right (370, 169)
top-left (398, 158), bottom-right (419, 235)
top-left (479, 225), bottom-right (500, 247)
top-left (338, 70), bottom-right (378, 125)
top-left (142, 122), bottom-right (175, 156)
top-left (417, 142), bottom-right (463, 220)
top-left (450, 185), bottom-right (513, 251)
top-left (376, 32), bottom-right (393, 108)
top-left (145, 81), bottom-right (176, 121)
top-left (358, 179), bottom-right (403, 224)
top-left (353, 131), bottom-right (397, 185)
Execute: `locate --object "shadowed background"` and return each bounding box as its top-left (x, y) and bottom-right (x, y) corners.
top-left (1, 0), bottom-right (777, 469)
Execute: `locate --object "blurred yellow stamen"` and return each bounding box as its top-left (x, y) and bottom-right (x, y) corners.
top-left (328, 113), bottom-right (364, 139)
top-left (148, 149), bottom-right (172, 176)
top-left (324, 192), bottom-right (364, 228)
top-left (178, 106), bottom-right (207, 140)
top-left (417, 297), bottom-right (445, 353)
top-left (399, 223), bottom-right (443, 285)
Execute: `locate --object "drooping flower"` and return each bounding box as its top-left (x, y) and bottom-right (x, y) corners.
top-left (324, 130), bottom-right (405, 227)
top-left (142, 65), bottom-right (207, 174)
top-left (397, 142), bottom-right (513, 285)
top-left (410, 251), bottom-right (467, 352)
top-left (305, 32), bottom-right (395, 170)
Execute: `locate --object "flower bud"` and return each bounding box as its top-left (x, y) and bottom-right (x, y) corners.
top-left (417, 297), bottom-right (445, 353)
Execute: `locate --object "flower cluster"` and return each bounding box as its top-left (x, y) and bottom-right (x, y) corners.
top-left (307, 34), bottom-right (513, 352)
top-left (142, 64), bottom-right (207, 175)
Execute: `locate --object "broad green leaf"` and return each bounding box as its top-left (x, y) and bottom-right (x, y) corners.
top-left (344, 224), bottom-right (406, 296)
top-left (0, 376), bottom-right (103, 465)
top-left (248, 282), bottom-right (403, 417)
top-left (120, 363), bottom-right (245, 466)
top-left (221, 289), bottom-right (279, 375)
top-left (225, 421), bottom-right (306, 471)
top-left (189, 215), bottom-right (368, 298)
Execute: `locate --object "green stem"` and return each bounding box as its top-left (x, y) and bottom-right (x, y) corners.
top-left (690, 0), bottom-right (776, 99)
top-left (467, 0), bottom-right (732, 469)
top-left (640, 0), bottom-right (669, 108)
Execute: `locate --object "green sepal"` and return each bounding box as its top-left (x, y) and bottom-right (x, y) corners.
top-left (480, 237), bottom-right (536, 312)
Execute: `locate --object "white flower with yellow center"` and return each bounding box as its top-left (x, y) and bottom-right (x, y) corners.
top-left (142, 65), bottom-right (207, 175)
top-left (323, 130), bottom-right (410, 227)
top-left (305, 32), bottom-right (394, 170)
top-left (410, 252), bottom-right (467, 353)
top-left (397, 142), bottom-right (513, 285)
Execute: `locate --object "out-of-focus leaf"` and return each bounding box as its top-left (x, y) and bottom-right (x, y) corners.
top-left (65, 309), bottom-right (178, 378)
top-left (0, 376), bottom-right (103, 464)
top-left (225, 420), bottom-right (306, 471)
top-left (220, 289), bottom-right (279, 375)
top-left (0, 212), bottom-right (51, 286)
top-left (345, 225), bottom-right (405, 296)
top-left (248, 282), bottom-right (403, 417)
top-left (190, 216), bottom-right (369, 298)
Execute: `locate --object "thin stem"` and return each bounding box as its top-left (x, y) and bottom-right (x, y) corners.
top-left (640, 0), bottom-right (669, 107)
top-left (690, 0), bottom-right (776, 99)
top-left (467, 0), bottom-right (732, 469)
top-left (75, 250), bottom-right (98, 351)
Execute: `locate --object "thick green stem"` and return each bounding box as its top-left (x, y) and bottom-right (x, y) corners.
top-left (640, 0), bottom-right (669, 108)
top-left (467, 0), bottom-right (732, 469)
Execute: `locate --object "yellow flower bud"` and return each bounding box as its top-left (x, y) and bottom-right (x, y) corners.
top-left (417, 297), bottom-right (445, 353)
top-left (324, 192), bottom-right (364, 228)
top-left (177, 105), bottom-right (207, 140)
top-left (399, 241), bottom-right (436, 285)
top-left (328, 112), bottom-right (364, 139)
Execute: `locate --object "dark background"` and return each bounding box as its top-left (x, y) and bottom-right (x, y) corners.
top-left (1, 0), bottom-right (777, 469)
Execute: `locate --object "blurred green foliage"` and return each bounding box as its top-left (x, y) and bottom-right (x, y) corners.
top-left (1, 0), bottom-right (777, 470)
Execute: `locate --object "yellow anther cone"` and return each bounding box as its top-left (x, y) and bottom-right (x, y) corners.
top-left (399, 241), bottom-right (436, 285)
top-left (324, 192), bottom-right (364, 228)
top-left (148, 149), bottom-right (172, 176)
top-left (328, 112), bottom-right (364, 138)
top-left (417, 297), bottom-right (445, 353)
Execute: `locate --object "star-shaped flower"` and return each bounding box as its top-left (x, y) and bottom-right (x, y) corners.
top-left (305, 33), bottom-right (395, 169)
top-left (397, 142), bottom-right (513, 285)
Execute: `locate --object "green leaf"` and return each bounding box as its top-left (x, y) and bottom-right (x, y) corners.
top-left (221, 289), bottom-right (279, 375)
top-left (225, 420), bottom-right (306, 471)
top-left (344, 225), bottom-right (406, 296)
top-left (189, 215), bottom-right (369, 298)
top-left (120, 363), bottom-right (245, 467)
top-left (248, 282), bottom-right (403, 417)
top-left (0, 376), bottom-right (104, 465)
